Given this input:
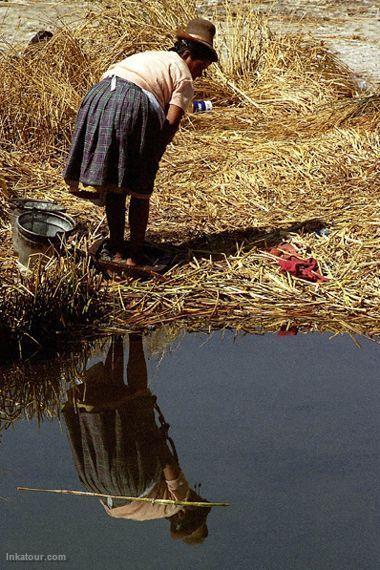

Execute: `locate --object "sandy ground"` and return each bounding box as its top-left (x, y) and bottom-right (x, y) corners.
top-left (0, 0), bottom-right (379, 87)
top-left (0, 0), bottom-right (96, 46)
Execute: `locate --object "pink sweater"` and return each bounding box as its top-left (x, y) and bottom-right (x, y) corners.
top-left (101, 471), bottom-right (190, 521)
top-left (102, 51), bottom-right (194, 112)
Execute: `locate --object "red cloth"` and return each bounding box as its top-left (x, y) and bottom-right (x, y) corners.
top-left (277, 325), bottom-right (298, 336)
top-left (269, 243), bottom-right (328, 283)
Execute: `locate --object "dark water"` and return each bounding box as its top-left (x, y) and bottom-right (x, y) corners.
top-left (1, 330), bottom-right (380, 569)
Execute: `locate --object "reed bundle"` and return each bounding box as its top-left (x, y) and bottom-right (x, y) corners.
top-left (0, 0), bottom-right (379, 346)
top-left (0, 252), bottom-right (108, 355)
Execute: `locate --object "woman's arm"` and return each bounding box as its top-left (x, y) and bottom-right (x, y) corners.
top-left (163, 465), bottom-right (190, 501)
top-left (161, 104), bottom-right (185, 147)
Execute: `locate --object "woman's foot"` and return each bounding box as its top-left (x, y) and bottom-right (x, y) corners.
top-left (126, 252), bottom-right (152, 267)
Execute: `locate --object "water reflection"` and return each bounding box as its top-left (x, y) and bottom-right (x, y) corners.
top-left (0, 347), bottom-right (88, 428)
top-left (2, 331), bottom-right (380, 567)
top-left (62, 334), bottom-right (211, 544)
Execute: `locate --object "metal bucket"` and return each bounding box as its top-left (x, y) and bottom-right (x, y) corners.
top-left (17, 210), bottom-right (75, 242)
top-left (15, 210), bottom-right (76, 269)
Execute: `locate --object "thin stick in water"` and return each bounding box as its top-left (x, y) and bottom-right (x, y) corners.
top-left (16, 487), bottom-right (230, 508)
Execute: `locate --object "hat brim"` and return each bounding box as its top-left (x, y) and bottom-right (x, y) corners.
top-left (176, 30), bottom-right (218, 62)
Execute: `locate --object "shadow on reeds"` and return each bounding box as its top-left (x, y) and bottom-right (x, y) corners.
top-left (153, 218), bottom-right (326, 261)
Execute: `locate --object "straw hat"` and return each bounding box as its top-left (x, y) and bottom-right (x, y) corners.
top-left (176, 18), bottom-right (218, 62)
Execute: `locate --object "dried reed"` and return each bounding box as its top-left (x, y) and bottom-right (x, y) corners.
top-left (0, 250), bottom-right (108, 356)
top-left (17, 486), bottom-right (229, 508)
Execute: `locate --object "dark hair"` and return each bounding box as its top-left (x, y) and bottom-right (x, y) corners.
top-left (169, 39), bottom-right (215, 62)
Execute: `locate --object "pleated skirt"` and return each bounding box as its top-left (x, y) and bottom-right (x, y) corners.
top-left (63, 395), bottom-right (175, 507)
top-left (63, 77), bottom-right (163, 200)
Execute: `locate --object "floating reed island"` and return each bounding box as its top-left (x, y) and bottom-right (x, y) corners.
top-left (0, 0), bottom-right (379, 352)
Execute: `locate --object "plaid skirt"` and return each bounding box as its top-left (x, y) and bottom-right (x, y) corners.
top-left (63, 77), bottom-right (164, 199)
top-left (63, 396), bottom-right (176, 507)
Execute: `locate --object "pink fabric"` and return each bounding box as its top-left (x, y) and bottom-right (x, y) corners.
top-left (102, 471), bottom-right (190, 521)
top-left (269, 243), bottom-right (329, 283)
top-left (103, 51), bottom-right (194, 112)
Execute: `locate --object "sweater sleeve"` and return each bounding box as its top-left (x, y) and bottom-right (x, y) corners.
top-left (166, 471), bottom-right (191, 501)
top-left (169, 78), bottom-right (194, 111)
top-left (168, 59), bottom-right (194, 111)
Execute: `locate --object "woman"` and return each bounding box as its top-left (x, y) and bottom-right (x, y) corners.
top-left (64, 18), bottom-right (218, 266)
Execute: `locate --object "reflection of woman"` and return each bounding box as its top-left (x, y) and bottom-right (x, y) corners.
top-left (63, 334), bottom-right (211, 544)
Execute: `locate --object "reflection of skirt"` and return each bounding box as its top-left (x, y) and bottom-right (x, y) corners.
top-left (63, 77), bottom-right (163, 199)
top-left (63, 396), bottom-right (175, 507)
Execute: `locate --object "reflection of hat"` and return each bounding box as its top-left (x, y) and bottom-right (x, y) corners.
top-left (176, 18), bottom-right (218, 62)
top-left (181, 523), bottom-right (209, 545)
top-left (169, 490), bottom-right (211, 544)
